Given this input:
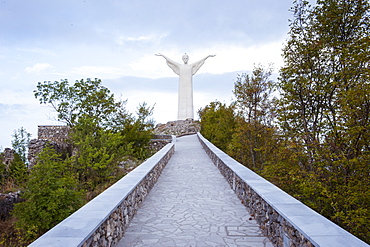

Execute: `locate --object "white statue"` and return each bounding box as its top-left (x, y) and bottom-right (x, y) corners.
top-left (155, 53), bottom-right (216, 120)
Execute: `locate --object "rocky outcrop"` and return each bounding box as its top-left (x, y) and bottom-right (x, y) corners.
top-left (0, 191), bottom-right (24, 221)
top-left (3, 148), bottom-right (15, 169)
top-left (154, 119), bottom-right (200, 136)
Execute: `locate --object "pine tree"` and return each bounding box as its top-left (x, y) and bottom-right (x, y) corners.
top-left (12, 146), bottom-right (84, 243)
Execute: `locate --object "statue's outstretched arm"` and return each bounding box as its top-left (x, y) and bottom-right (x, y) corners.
top-left (206, 54), bottom-right (216, 59)
top-left (191, 54), bottom-right (216, 75)
top-left (155, 53), bottom-right (176, 64)
top-left (155, 53), bottom-right (180, 75)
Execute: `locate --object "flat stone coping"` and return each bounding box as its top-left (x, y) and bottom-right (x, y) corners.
top-left (198, 133), bottom-right (369, 247)
top-left (29, 141), bottom-right (175, 247)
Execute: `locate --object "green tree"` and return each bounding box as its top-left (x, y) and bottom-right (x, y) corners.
top-left (228, 65), bottom-right (276, 171)
top-left (198, 101), bottom-right (236, 151)
top-left (233, 64), bottom-right (275, 125)
top-left (34, 78), bottom-right (119, 126)
top-left (110, 102), bottom-right (156, 160)
top-left (278, 0), bottom-right (370, 242)
top-left (34, 78), bottom-right (155, 161)
top-left (278, 0), bottom-right (329, 166)
top-left (12, 146), bottom-right (84, 243)
top-left (279, 0), bottom-right (370, 163)
top-left (8, 153), bottom-right (28, 187)
top-left (69, 115), bottom-right (126, 192)
top-left (314, 0), bottom-right (370, 159)
top-left (11, 127), bottom-right (31, 166)
top-left (34, 78), bottom-right (155, 194)
top-left (228, 120), bottom-right (277, 172)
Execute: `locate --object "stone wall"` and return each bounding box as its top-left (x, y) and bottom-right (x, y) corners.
top-left (197, 132), bottom-right (369, 247)
top-left (149, 135), bottom-right (173, 152)
top-left (27, 139), bottom-right (72, 168)
top-left (81, 149), bottom-right (172, 247)
top-left (28, 126), bottom-right (72, 168)
top-left (37, 125), bottom-right (70, 145)
top-left (29, 141), bottom-right (175, 247)
top-left (217, 163), bottom-right (313, 247)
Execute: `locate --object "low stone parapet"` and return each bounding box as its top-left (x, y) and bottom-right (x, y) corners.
top-left (197, 132), bottom-right (368, 247)
top-left (29, 140), bottom-right (175, 247)
top-left (149, 135), bottom-right (174, 152)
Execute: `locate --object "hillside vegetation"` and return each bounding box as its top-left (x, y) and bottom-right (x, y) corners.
top-left (199, 0), bottom-right (369, 243)
top-left (0, 78), bottom-right (155, 246)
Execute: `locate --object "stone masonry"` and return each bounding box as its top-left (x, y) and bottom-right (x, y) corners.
top-left (81, 148), bottom-right (173, 247)
top-left (28, 125), bottom-right (71, 168)
top-left (118, 135), bottom-right (273, 247)
top-left (37, 125), bottom-right (70, 145)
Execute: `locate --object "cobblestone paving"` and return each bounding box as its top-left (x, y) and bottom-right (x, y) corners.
top-left (118, 134), bottom-right (273, 247)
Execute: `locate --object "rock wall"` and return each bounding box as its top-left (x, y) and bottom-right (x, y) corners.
top-left (28, 126), bottom-right (72, 168)
top-left (0, 191), bottom-right (24, 221)
top-left (154, 119), bottom-right (200, 136)
top-left (37, 125), bottom-right (70, 145)
top-left (3, 148), bottom-right (15, 169)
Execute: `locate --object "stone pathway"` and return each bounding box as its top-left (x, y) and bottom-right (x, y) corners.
top-left (118, 134), bottom-right (272, 247)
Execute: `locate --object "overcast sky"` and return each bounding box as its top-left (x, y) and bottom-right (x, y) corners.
top-left (0, 0), bottom-right (300, 149)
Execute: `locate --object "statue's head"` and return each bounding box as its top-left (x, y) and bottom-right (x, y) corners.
top-left (182, 53), bottom-right (189, 64)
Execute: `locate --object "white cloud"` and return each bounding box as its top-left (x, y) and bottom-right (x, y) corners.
top-left (17, 47), bottom-right (57, 56)
top-left (25, 63), bottom-right (53, 74)
top-left (192, 41), bottom-right (285, 74)
top-left (0, 103), bottom-right (60, 149)
top-left (71, 66), bottom-right (126, 79)
top-left (0, 0), bottom-right (295, 149)
top-left (129, 54), bottom-right (178, 78)
top-left (0, 89), bottom-right (36, 105)
top-left (116, 33), bottom-right (167, 45)
top-left (123, 90), bottom-right (178, 124)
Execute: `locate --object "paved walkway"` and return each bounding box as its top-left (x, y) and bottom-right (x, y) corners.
top-left (118, 135), bottom-right (272, 247)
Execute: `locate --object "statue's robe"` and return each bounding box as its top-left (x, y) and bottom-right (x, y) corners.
top-left (165, 58), bottom-right (208, 120)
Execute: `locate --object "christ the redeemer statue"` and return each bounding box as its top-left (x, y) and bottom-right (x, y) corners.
top-left (155, 53), bottom-right (216, 120)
